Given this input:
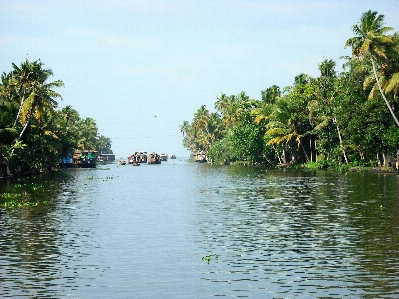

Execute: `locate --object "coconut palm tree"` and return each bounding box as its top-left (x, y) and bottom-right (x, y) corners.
top-left (261, 85), bottom-right (280, 104)
top-left (10, 59), bottom-right (60, 128)
top-left (345, 10), bottom-right (399, 126)
top-left (77, 117), bottom-right (98, 150)
top-left (10, 60), bottom-right (63, 156)
top-left (180, 120), bottom-right (191, 137)
top-left (96, 135), bottom-right (112, 154)
top-left (384, 32), bottom-right (399, 99)
top-left (192, 105), bottom-right (210, 132)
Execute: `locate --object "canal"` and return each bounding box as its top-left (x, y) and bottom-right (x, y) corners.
top-left (1, 159), bottom-right (399, 298)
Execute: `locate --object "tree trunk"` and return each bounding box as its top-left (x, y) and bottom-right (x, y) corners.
top-left (370, 56), bottom-right (399, 127)
top-left (10, 119), bottom-right (30, 157)
top-left (273, 146), bottom-right (282, 164)
top-left (12, 91), bottom-right (26, 128)
top-left (396, 149), bottom-right (399, 171)
top-left (281, 148), bottom-right (286, 164)
top-left (377, 152), bottom-right (381, 166)
top-left (383, 152), bottom-right (389, 167)
top-left (333, 116), bottom-right (348, 164)
top-left (310, 137), bottom-right (313, 162)
top-left (301, 143), bottom-right (310, 162)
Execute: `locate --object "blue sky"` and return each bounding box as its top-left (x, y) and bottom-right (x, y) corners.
top-left (1, 1), bottom-right (398, 158)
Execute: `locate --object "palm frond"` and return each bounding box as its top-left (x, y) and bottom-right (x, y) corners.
top-left (385, 72), bottom-right (399, 94)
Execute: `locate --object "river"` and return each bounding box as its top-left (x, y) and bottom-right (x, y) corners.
top-left (1, 159), bottom-right (399, 298)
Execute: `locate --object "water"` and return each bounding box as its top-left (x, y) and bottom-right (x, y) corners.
top-left (1, 160), bottom-right (399, 298)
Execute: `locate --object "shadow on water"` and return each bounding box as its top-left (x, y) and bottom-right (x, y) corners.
top-left (192, 164), bottom-right (399, 298)
top-left (0, 170), bottom-right (78, 298)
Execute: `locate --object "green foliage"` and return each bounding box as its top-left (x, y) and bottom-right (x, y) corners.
top-left (181, 11), bottom-right (399, 170)
top-left (227, 122), bottom-right (265, 164)
top-left (0, 59), bottom-right (113, 177)
top-left (207, 139), bottom-right (230, 165)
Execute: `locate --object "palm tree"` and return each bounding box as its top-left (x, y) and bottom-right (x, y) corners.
top-left (318, 59), bottom-right (337, 78)
top-left (294, 73), bottom-right (309, 86)
top-left (192, 105), bottom-right (210, 132)
top-left (214, 93), bottom-right (239, 127)
top-left (207, 112), bottom-right (223, 145)
top-left (96, 135), bottom-right (112, 154)
top-left (10, 59), bottom-right (58, 128)
top-left (180, 120), bottom-right (191, 137)
top-left (77, 117), bottom-right (98, 150)
top-left (261, 85), bottom-right (280, 104)
top-left (384, 32), bottom-right (399, 99)
top-left (345, 10), bottom-right (399, 126)
top-left (10, 60), bottom-right (63, 155)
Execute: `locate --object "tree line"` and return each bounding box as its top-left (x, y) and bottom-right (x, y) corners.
top-left (180, 11), bottom-right (399, 170)
top-left (0, 59), bottom-right (112, 177)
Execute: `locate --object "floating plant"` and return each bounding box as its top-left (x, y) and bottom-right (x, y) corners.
top-left (202, 254), bottom-right (219, 263)
top-left (31, 183), bottom-right (44, 191)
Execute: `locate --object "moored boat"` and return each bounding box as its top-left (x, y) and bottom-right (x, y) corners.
top-left (194, 151), bottom-right (207, 163)
top-left (148, 152), bottom-right (161, 164)
top-left (73, 150), bottom-right (98, 168)
top-left (160, 153), bottom-right (168, 161)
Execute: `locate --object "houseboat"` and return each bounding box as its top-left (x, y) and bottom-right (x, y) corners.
top-left (73, 150), bottom-right (98, 168)
top-left (98, 154), bottom-right (116, 162)
top-left (194, 151), bottom-right (207, 163)
top-left (148, 152), bottom-right (161, 164)
top-left (129, 152), bottom-right (147, 164)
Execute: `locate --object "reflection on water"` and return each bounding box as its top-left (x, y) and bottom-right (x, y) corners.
top-left (1, 161), bottom-right (399, 298)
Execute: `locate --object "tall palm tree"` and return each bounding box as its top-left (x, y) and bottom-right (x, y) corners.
top-left (345, 10), bottom-right (399, 126)
top-left (318, 59), bottom-right (337, 78)
top-left (180, 120), bottom-right (190, 137)
top-left (192, 105), bottom-right (210, 132)
top-left (261, 85), bottom-right (280, 104)
top-left (384, 32), bottom-right (399, 99)
top-left (77, 117), bottom-right (98, 150)
top-left (10, 59), bottom-right (56, 128)
top-left (206, 112), bottom-right (223, 145)
top-left (96, 135), bottom-right (112, 154)
top-left (214, 93), bottom-right (239, 127)
top-left (14, 68), bottom-right (63, 145)
top-left (10, 60), bottom-right (63, 156)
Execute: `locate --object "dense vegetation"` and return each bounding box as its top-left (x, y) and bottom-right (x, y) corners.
top-left (181, 11), bottom-right (399, 170)
top-left (0, 59), bottom-right (112, 177)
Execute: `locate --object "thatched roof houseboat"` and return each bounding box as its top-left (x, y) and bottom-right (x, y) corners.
top-left (148, 152), bottom-right (161, 164)
top-left (129, 152), bottom-right (147, 164)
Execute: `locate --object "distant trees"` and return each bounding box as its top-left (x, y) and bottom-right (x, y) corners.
top-left (182, 11), bottom-right (399, 168)
top-left (0, 59), bottom-right (112, 176)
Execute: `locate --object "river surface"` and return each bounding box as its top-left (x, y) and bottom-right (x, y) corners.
top-left (1, 159), bottom-right (399, 298)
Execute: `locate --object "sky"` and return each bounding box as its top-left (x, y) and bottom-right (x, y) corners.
top-left (1, 1), bottom-right (398, 159)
